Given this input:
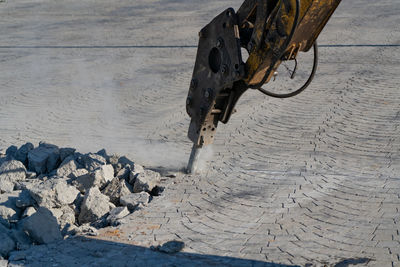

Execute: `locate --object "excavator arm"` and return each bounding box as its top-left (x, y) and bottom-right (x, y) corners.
top-left (186, 0), bottom-right (341, 173)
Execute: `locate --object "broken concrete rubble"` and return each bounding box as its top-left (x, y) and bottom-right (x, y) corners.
top-left (0, 142), bottom-right (165, 260)
top-left (23, 207), bottom-right (62, 244)
top-left (102, 177), bottom-right (132, 205)
top-left (27, 179), bottom-right (79, 209)
top-left (120, 192), bottom-right (150, 211)
top-left (0, 160), bottom-right (27, 193)
top-left (133, 170), bottom-right (161, 193)
top-left (78, 187), bottom-right (112, 224)
top-left (79, 153), bottom-right (107, 172)
top-left (0, 191), bottom-right (21, 226)
top-left (0, 232), bottom-right (15, 258)
top-left (106, 206), bottom-right (130, 226)
top-left (56, 155), bottom-right (79, 178)
top-left (59, 148), bottom-right (76, 162)
top-left (73, 164), bottom-right (114, 193)
top-left (15, 190), bottom-right (35, 209)
top-left (27, 143), bottom-right (59, 174)
top-left (14, 143), bottom-right (34, 167)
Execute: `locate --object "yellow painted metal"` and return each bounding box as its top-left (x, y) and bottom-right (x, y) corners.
top-left (244, 0), bottom-right (341, 86)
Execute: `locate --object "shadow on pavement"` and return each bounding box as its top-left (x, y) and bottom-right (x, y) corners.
top-left (11, 236), bottom-right (301, 267)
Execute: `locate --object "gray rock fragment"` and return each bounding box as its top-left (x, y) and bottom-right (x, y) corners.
top-left (108, 155), bottom-right (119, 167)
top-left (106, 206), bottom-right (130, 225)
top-left (78, 187), bottom-right (111, 224)
top-left (69, 168), bottom-right (89, 181)
top-left (73, 165), bottom-right (114, 192)
top-left (102, 177), bottom-right (132, 205)
top-left (117, 156), bottom-right (135, 169)
top-left (15, 143), bottom-right (34, 166)
top-left (10, 229), bottom-right (32, 250)
top-left (28, 179), bottom-right (79, 208)
top-left (15, 190), bottom-right (35, 209)
top-left (25, 171), bottom-right (36, 179)
top-left (27, 143), bottom-right (59, 174)
top-left (5, 145), bottom-right (17, 159)
top-left (0, 259), bottom-right (8, 267)
top-left (120, 192), bottom-right (150, 211)
top-left (96, 149), bottom-right (109, 161)
top-left (23, 207), bottom-right (62, 244)
top-left (72, 224), bottom-right (98, 236)
top-left (0, 232), bottom-right (15, 257)
top-left (157, 240), bottom-right (185, 254)
top-left (56, 155), bottom-right (78, 178)
top-left (81, 153), bottom-right (107, 171)
top-left (133, 170), bottom-right (160, 193)
top-left (22, 207), bottom-right (36, 218)
top-left (115, 166), bottom-right (130, 180)
top-left (0, 192), bottom-right (21, 225)
top-left (0, 180), bottom-right (13, 194)
top-left (0, 160), bottom-right (26, 193)
top-left (8, 251), bottom-right (26, 261)
top-left (59, 147), bottom-right (76, 162)
top-left (50, 206), bottom-right (75, 234)
top-left (128, 164), bottom-right (145, 185)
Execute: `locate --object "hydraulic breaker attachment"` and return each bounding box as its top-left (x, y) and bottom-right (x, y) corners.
top-left (186, 0), bottom-right (341, 173)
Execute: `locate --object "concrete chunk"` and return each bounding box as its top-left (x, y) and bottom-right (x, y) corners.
top-left (56, 155), bottom-right (78, 178)
top-left (133, 170), bottom-right (160, 193)
top-left (15, 143), bottom-right (34, 166)
top-left (0, 192), bottom-right (21, 226)
top-left (81, 153), bottom-right (107, 172)
top-left (106, 206), bottom-right (130, 225)
top-left (78, 187), bottom-right (111, 224)
top-left (102, 177), bottom-right (132, 205)
top-left (28, 179), bottom-right (79, 208)
top-left (59, 148), bottom-right (76, 162)
top-left (27, 143), bottom-right (59, 174)
top-left (120, 192), bottom-right (150, 211)
top-left (15, 190), bottom-right (35, 209)
top-left (73, 165), bottom-right (114, 192)
top-left (23, 207), bottom-right (62, 244)
top-left (0, 160), bottom-right (26, 193)
top-left (0, 232), bottom-right (15, 258)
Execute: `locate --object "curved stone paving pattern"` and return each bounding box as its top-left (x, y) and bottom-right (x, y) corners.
top-left (1, 0), bottom-right (399, 266)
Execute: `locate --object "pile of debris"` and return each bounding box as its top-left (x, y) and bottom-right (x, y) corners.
top-left (0, 142), bottom-right (164, 259)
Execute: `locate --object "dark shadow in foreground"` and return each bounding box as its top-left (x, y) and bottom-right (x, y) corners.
top-left (8, 236), bottom-right (300, 267)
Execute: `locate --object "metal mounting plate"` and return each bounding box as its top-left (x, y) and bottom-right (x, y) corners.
top-left (186, 8), bottom-right (243, 146)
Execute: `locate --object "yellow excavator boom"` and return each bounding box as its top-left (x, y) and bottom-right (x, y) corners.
top-left (186, 0), bottom-right (342, 172)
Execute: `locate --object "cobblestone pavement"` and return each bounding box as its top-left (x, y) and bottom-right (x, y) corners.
top-left (1, 0), bottom-right (400, 266)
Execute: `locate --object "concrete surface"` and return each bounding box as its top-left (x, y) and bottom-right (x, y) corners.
top-left (1, 0), bottom-right (400, 266)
